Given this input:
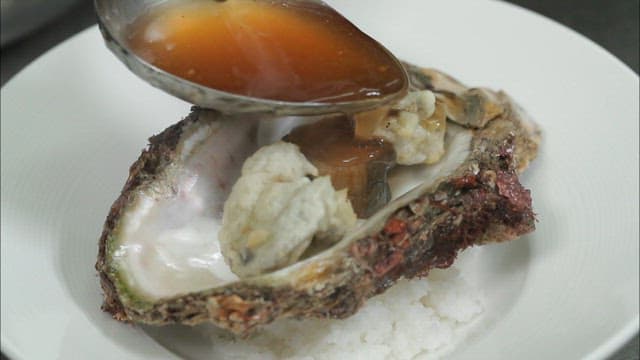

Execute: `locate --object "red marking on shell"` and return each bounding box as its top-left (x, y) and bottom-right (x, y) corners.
top-left (496, 171), bottom-right (532, 211)
top-left (453, 174), bottom-right (478, 189)
top-left (384, 218), bottom-right (407, 235)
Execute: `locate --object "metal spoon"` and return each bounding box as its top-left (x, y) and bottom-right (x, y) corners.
top-left (93, 0), bottom-right (409, 115)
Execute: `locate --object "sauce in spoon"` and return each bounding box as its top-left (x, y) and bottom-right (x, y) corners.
top-left (126, 0), bottom-right (406, 103)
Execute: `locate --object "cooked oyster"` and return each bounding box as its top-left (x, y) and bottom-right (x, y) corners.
top-left (96, 65), bottom-right (540, 335)
top-left (373, 90), bottom-right (447, 165)
top-left (284, 89), bottom-right (448, 219)
top-left (219, 141), bottom-right (356, 278)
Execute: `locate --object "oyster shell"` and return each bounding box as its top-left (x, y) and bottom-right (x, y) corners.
top-left (96, 65), bottom-right (540, 335)
top-left (406, 63), bottom-right (506, 129)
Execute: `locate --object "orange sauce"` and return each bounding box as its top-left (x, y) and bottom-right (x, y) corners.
top-left (286, 115), bottom-right (393, 167)
top-left (126, 0), bottom-right (406, 103)
top-left (285, 116), bottom-right (395, 217)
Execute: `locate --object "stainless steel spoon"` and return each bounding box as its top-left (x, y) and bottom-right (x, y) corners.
top-left (93, 0), bottom-right (409, 115)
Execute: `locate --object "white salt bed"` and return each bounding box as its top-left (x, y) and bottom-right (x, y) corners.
top-left (193, 265), bottom-right (485, 360)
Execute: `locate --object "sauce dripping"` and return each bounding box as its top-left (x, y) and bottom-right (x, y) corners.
top-left (126, 0), bottom-right (406, 103)
top-left (285, 116), bottom-right (395, 218)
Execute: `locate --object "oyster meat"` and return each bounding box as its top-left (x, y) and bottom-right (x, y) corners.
top-left (219, 141), bottom-right (356, 278)
top-left (96, 65), bottom-right (540, 335)
top-left (360, 89), bottom-right (447, 166)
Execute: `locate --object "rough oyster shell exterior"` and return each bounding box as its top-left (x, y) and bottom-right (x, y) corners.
top-left (96, 66), bottom-right (540, 335)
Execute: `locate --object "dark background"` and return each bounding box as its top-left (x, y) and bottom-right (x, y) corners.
top-left (1, 0), bottom-right (638, 358)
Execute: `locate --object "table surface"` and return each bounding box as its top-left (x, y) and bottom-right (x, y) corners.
top-left (1, 0), bottom-right (638, 359)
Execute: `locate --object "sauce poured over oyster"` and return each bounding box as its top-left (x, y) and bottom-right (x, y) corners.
top-left (96, 65), bottom-right (540, 334)
top-left (285, 115), bottom-right (396, 218)
top-left (96, 0), bottom-right (539, 338)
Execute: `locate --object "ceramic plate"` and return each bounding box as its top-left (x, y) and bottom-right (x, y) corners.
top-left (2, 0), bottom-right (638, 359)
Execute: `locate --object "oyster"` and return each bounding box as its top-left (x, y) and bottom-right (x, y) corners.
top-left (96, 65), bottom-right (540, 335)
top-left (219, 141), bottom-right (357, 278)
top-left (376, 90), bottom-right (446, 165)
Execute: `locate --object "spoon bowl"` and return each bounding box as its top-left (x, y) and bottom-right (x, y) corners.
top-left (94, 0), bottom-right (409, 115)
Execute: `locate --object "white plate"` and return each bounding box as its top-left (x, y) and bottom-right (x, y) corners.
top-left (2, 0), bottom-right (638, 359)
